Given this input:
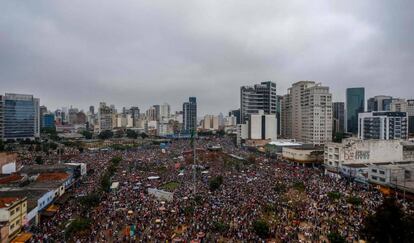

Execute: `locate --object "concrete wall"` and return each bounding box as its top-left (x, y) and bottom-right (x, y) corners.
top-left (342, 139), bottom-right (404, 164)
top-left (265, 115), bottom-right (277, 140)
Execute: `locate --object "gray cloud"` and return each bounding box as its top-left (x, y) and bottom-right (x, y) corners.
top-left (1, 0), bottom-right (413, 114)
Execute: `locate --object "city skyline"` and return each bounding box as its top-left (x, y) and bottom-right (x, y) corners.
top-left (1, 1), bottom-right (414, 114)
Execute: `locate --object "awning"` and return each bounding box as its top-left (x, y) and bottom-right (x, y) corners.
top-left (11, 232), bottom-right (33, 243)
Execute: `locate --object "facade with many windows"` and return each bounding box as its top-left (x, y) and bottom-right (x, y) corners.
top-left (182, 97), bottom-right (197, 133)
top-left (1, 93), bottom-right (40, 141)
top-left (358, 112), bottom-right (408, 140)
top-left (281, 81), bottom-right (332, 144)
top-left (240, 81), bottom-right (277, 124)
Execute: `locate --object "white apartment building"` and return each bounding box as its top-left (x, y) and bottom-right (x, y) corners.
top-left (202, 115), bottom-right (219, 130)
top-left (98, 102), bottom-right (113, 132)
top-left (390, 98), bottom-right (408, 112)
top-left (282, 81), bottom-right (332, 144)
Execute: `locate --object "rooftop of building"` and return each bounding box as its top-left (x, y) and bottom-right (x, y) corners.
top-left (0, 197), bottom-right (22, 208)
top-left (0, 174), bottom-right (24, 184)
top-left (0, 189), bottom-right (50, 211)
top-left (36, 172), bottom-right (70, 182)
top-left (268, 140), bottom-right (302, 146)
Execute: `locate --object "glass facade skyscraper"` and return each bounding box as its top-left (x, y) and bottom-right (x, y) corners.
top-left (183, 97), bottom-right (197, 133)
top-left (3, 93), bottom-right (40, 140)
top-left (346, 88), bottom-right (365, 134)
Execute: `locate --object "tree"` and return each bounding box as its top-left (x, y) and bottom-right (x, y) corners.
top-left (253, 220), bottom-right (269, 239)
top-left (79, 193), bottom-right (100, 208)
top-left (333, 132), bottom-right (345, 143)
top-left (0, 140), bottom-right (4, 151)
top-left (327, 232), bottom-right (346, 243)
top-left (114, 129), bottom-right (125, 138)
top-left (35, 156), bottom-right (43, 165)
top-left (98, 130), bottom-right (113, 139)
top-left (65, 218), bottom-right (91, 238)
top-left (81, 130), bottom-right (93, 139)
top-left (360, 197), bottom-right (414, 243)
top-left (126, 129), bottom-right (138, 139)
top-left (209, 175), bottom-right (224, 191)
top-left (140, 132), bottom-right (148, 139)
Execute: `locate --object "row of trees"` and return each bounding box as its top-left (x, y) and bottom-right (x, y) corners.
top-left (66, 156), bottom-right (123, 238)
top-left (97, 130), bottom-right (148, 140)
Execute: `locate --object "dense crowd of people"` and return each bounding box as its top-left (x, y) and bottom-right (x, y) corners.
top-left (24, 137), bottom-right (412, 242)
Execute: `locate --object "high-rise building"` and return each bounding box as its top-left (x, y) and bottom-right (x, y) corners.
top-left (183, 97), bottom-right (197, 133)
top-left (276, 95), bottom-right (283, 136)
top-left (407, 100), bottom-right (414, 134)
top-left (358, 111), bottom-right (408, 140)
top-left (390, 98), bottom-right (408, 112)
top-left (1, 93), bottom-right (40, 141)
top-left (98, 102), bottom-right (113, 132)
top-left (280, 93), bottom-right (291, 138)
top-left (89, 105), bottom-right (95, 115)
top-left (146, 106), bottom-right (157, 121)
top-left (42, 113), bottom-right (55, 128)
top-left (229, 109), bottom-right (241, 124)
top-left (39, 105), bottom-right (47, 128)
top-left (129, 106), bottom-right (140, 127)
top-left (159, 103), bottom-right (171, 121)
top-left (281, 81), bottom-right (332, 144)
top-left (240, 81), bottom-right (277, 124)
top-left (202, 115), bottom-right (219, 130)
top-left (367, 95), bottom-right (393, 112)
top-left (346, 87), bottom-right (365, 134)
top-left (333, 102), bottom-right (345, 135)
top-left (0, 96), bottom-right (4, 139)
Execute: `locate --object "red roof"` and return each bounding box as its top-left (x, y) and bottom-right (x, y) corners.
top-left (36, 172), bottom-right (70, 182)
top-left (0, 174), bottom-right (23, 184)
top-left (0, 197), bottom-right (20, 208)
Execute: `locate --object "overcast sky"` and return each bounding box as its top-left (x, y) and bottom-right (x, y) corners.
top-left (1, 1), bottom-right (413, 115)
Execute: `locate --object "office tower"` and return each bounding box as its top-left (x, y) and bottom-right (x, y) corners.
top-left (0, 96), bottom-right (3, 139)
top-left (42, 113), bottom-right (55, 128)
top-left (98, 102), bottom-right (113, 132)
top-left (390, 98), bottom-right (408, 112)
top-left (358, 111), bottom-right (408, 140)
top-left (183, 97), bottom-right (197, 133)
top-left (367, 95), bottom-right (393, 112)
top-left (407, 100), bottom-right (414, 134)
top-left (346, 87), bottom-right (365, 134)
top-left (229, 109), bottom-right (241, 124)
top-left (129, 106), bottom-right (140, 127)
top-left (240, 81), bottom-right (277, 124)
top-left (1, 93), bottom-right (40, 141)
top-left (89, 105), bottom-right (95, 115)
top-left (280, 94), bottom-right (291, 138)
top-left (68, 107), bottom-right (79, 125)
top-left (159, 103), bottom-right (171, 121)
top-left (281, 81), bottom-right (332, 144)
top-left (333, 102), bottom-right (345, 135)
top-left (39, 105), bottom-right (47, 128)
top-left (146, 106), bottom-right (157, 121)
top-left (276, 95), bottom-right (283, 136)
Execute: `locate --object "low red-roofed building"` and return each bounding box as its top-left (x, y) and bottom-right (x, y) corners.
top-left (0, 196), bottom-right (27, 240)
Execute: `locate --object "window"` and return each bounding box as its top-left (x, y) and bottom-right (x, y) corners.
top-left (10, 209), bottom-right (15, 216)
top-left (372, 176), bottom-right (378, 180)
top-left (379, 178), bottom-right (386, 182)
top-left (379, 171), bottom-right (385, 175)
top-left (372, 169), bottom-right (377, 173)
